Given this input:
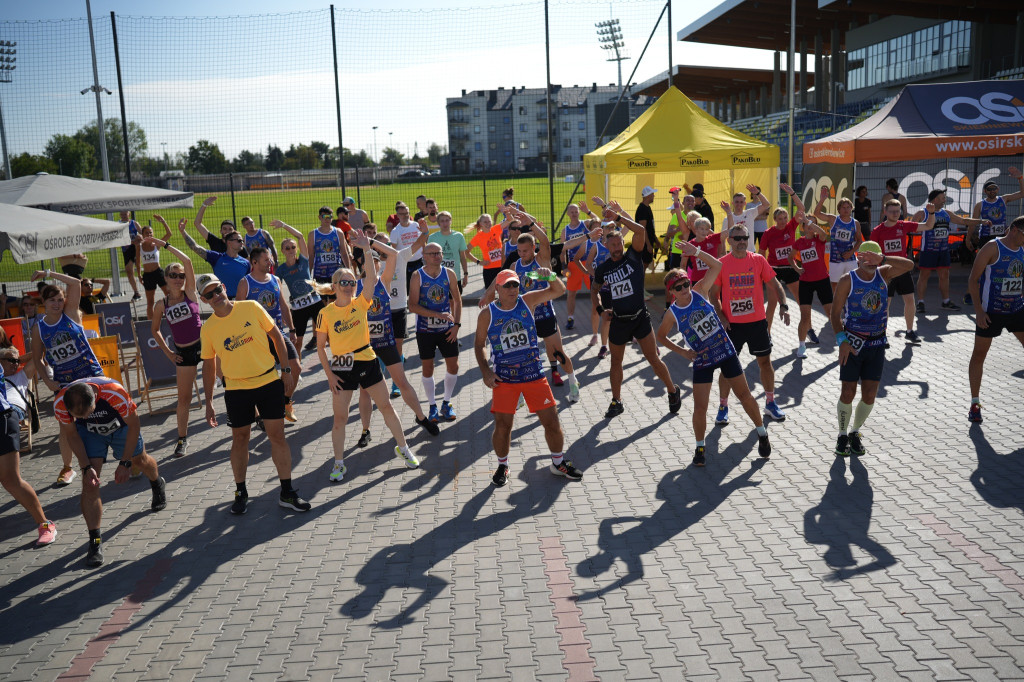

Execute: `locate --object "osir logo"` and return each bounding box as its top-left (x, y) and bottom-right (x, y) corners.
top-left (679, 153), bottom-right (709, 168)
top-left (896, 166), bottom-right (1001, 215)
top-left (627, 155), bottom-right (657, 169)
top-left (940, 92), bottom-right (1024, 126)
top-left (104, 315), bottom-right (126, 327)
top-left (801, 175), bottom-right (848, 216)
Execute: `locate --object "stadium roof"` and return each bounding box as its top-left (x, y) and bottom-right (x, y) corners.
top-left (677, 0), bottom-right (1017, 52)
top-left (635, 65), bottom-right (814, 100)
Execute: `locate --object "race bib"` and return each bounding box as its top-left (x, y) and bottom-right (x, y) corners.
top-left (610, 280), bottom-right (634, 300)
top-left (931, 227), bottom-right (948, 241)
top-left (846, 333), bottom-right (865, 353)
top-left (368, 320), bottom-right (386, 339)
top-left (1001, 277), bottom-right (1023, 296)
top-left (331, 353), bottom-right (355, 370)
top-left (729, 297), bottom-right (754, 316)
top-left (500, 328), bottom-right (530, 351)
top-left (291, 292), bottom-right (321, 309)
top-left (992, 224), bottom-right (1008, 236)
top-left (488, 248), bottom-right (503, 262)
top-left (166, 301), bottom-right (192, 322)
top-left (320, 253), bottom-right (338, 264)
top-left (425, 315), bottom-right (450, 330)
top-left (834, 228), bottom-right (851, 242)
top-left (441, 259), bottom-right (455, 270)
top-left (142, 250), bottom-right (159, 265)
top-left (774, 246), bottom-right (792, 262)
top-left (695, 258), bottom-right (709, 271)
top-left (800, 248), bottom-right (818, 263)
top-left (691, 311), bottom-right (720, 342)
top-left (50, 339), bottom-right (81, 363)
top-left (86, 419), bottom-right (120, 436)
top-left (884, 239), bottom-right (902, 254)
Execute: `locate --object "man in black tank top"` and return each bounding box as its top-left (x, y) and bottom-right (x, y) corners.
top-left (591, 198), bottom-right (681, 419)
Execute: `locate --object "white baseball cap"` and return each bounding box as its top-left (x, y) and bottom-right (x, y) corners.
top-left (641, 186), bottom-right (657, 197)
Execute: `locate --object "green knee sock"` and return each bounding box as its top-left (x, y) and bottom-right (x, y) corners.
top-left (851, 400), bottom-right (873, 432)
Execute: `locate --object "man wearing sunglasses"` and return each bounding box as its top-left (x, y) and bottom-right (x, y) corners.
top-left (710, 224), bottom-right (791, 424)
top-left (475, 268), bottom-right (583, 487)
top-left (198, 274), bottom-right (310, 516)
top-left (389, 202), bottom-right (425, 292)
top-left (308, 206), bottom-right (350, 284)
top-left (178, 218), bottom-right (251, 301)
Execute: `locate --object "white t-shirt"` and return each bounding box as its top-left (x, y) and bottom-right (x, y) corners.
top-left (390, 223), bottom-right (422, 260)
top-left (3, 370), bottom-right (29, 413)
top-left (388, 246), bottom-right (414, 310)
top-left (721, 206), bottom-right (761, 233)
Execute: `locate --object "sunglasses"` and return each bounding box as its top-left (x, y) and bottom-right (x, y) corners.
top-left (424, 251), bottom-right (442, 257)
top-left (227, 237), bottom-right (242, 243)
top-left (167, 272), bottom-right (185, 280)
top-left (201, 285), bottom-right (224, 300)
top-left (730, 236), bottom-right (749, 242)
top-left (284, 245), bottom-right (296, 251)
top-left (334, 279), bottom-right (357, 287)
top-left (672, 281), bottom-right (691, 291)
top-left (501, 282), bottom-right (521, 289)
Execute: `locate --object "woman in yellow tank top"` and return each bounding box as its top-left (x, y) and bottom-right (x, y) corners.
top-left (315, 229), bottom-right (420, 483)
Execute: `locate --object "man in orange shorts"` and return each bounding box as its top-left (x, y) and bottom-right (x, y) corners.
top-left (561, 202), bottom-right (591, 329)
top-left (474, 268), bottom-right (583, 487)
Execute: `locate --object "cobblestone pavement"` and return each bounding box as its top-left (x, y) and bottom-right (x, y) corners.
top-left (2, 270), bottom-right (1023, 681)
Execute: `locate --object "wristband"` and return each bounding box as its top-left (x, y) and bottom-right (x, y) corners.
top-left (82, 464), bottom-right (95, 473)
top-left (454, 322), bottom-right (462, 327)
top-left (881, 256), bottom-right (887, 265)
top-left (118, 460), bottom-right (132, 469)
top-left (596, 305), bottom-right (605, 314)
top-left (779, 304), bottom-right (789, 313)
top-left (836, 331), bottom-right (849, 346)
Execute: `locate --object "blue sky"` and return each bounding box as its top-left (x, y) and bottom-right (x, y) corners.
top-left (2, 1), bottom-right (772, 162)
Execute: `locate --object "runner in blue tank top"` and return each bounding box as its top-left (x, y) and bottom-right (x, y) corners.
top-left (812, 185), bottom-right (863, 291)
top-left (408, 242), bottom-right (463, 423)
top-left (237, 247), bottom-right (301, 422)
top-left (831, 241), bottom-right (916, 457)
top-left (308, 206), bottom-right (350, 283)
top-left (560, 202), bottom-right (590, 330)
top-left (241, 216), bottom-right (278, 268)
top-left (657, 241), bottom-right (772, 466)
top-left (970, 169), bottom-right (1023, 250)
top-left (269, 219), bottom-right (326, 354)
top-left (475, 267), bottom-right (582, 487)
top-left (913, 189), bottom-right (990, 313)
top-left (579, 219), bottom-right (616, 353)
top-left (966, 216), bottom-right (1024, 423)
top-left (352, 242), bottom-right (439, 442)
top-left (29, 269), bottom-right (105, 486)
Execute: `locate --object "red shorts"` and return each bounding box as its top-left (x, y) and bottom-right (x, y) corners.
top-left (491, 377), bottom-right (556, 415)
top-left (566, 261), bottom-right (587, 291)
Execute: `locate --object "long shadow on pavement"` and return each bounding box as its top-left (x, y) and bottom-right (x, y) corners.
top-left (803, 456), bottom-right (897, 582)
top-left (969, 426), bottom-right (1024, 516)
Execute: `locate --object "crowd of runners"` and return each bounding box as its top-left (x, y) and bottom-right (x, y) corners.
top-left (1, 173), bottom-right (1022, 568)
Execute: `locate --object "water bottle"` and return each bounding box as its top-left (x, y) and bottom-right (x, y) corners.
top-left (525, 271), bottom-right (557, 282)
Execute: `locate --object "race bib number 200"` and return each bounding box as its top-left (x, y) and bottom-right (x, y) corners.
top-left (331, 353), bottom-right (354, 370)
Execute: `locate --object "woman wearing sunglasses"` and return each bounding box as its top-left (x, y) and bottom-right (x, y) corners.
top-left (316, 230), bottom-right (420, 484)
top-left (151, 222), bottom-right (202, 458)
top-left (657, 243), bottom-right (772, 467)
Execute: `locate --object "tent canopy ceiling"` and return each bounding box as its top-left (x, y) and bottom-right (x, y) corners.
top-left (0, 173), bottom-right (194, 215)
top-left (803, 80), bottom-right (1024, 164)
top-left (0, 203), bottom-right (130, 264)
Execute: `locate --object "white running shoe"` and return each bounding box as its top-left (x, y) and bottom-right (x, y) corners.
top-left (329, 461), bottom-right (347, 482)
top-left (395, 446), bottom-right (420, 469)
top-left (567, 380), bottom-right (581, 403)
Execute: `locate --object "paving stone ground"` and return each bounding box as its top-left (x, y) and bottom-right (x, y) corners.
top-left (2, 266), bottom-right (1023, 681)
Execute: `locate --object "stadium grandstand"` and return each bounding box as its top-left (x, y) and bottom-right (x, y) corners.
top-left (635, 0), bottom-right (1023, 183)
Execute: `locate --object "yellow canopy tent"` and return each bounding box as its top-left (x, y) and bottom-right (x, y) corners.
top-left (583, 87), bottom-right (780, 230)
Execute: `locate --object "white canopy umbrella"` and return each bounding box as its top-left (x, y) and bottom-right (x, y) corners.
top-left (0, 203), bottom-right (129, 264)
top-left (0, 172), bottom-right (193, 214)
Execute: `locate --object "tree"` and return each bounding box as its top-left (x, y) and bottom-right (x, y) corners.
top-left (283, 143), bottom-right (322, 171)
top-left (43, 134), bottom-right (96, 178)
top-left (265, 145), bottom-right (285, 172)
top-left (341, 147), bottom-right (372, 168)
top-left (74, 118), bottom-right (148, 178)
top-left (233, 149), bottom-right (265, 172)
top-left (185, 140), bottom-right (228, 174)
top-left (310, 141), bottom-right (330, 166)
top-left (10, 153), bottom-right (57, 178)
top-left (427, 143), bottom-right (445, 165)
top-left (380, 147), bottom-right (405, 166)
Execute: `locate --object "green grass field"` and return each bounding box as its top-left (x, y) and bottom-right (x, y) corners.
top-left (1, 176), bottom-right (586, 284)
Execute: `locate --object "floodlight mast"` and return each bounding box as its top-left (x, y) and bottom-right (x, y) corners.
top-left (0, 40), bottom-right (16, 180)
top-left (595, 18), bottom-right (629, 96)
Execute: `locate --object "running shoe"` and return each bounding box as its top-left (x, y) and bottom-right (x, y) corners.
top-left (440, 401), bottom-right (457, 422)
top-left (428, 404), bottom-right (440, 423)
top-left (566, 317), bottom-right (575, 330)
top-left (56, 467), bottom-right (76, 487)
top-left (255, 417), bottom-right (265, 432)
top-left (668, 384), bottom-right (682, 414)
top-left (492, 464), bottom-right (510, 487)
top-left (604, 399), bottom-right (624, 419)
top-left (394, 446), bottom-right (420, 469)
top-left (796, 343), bottom-right (807, 359)
top-left (86, 537), bottom-right (104, 567)
top-left (550, 461), bottom-right (583, 481)
top-left (230, 491), bottom-right (249, 515)
top-left (589, 334), bottom-right (598, 346)
top-left (757, 433), bottom-right (772, 458)
top-left (279, 491), bottom-right (312, 512)
top-left (36, 522), bottom-right (57, 546)
top-left (551, 370), bottom-right (564, 387)
top-left (390, 383), bottom-right (401, 399)
top-left (567, 380), bottom-right (581, 404)
top-left (848, 431), bottom-right (866, 457)
top-left (416, 417), bottom-right (440, 436)
top-left (692, 446), bottom-right (706, 468)
top-left (916, 301), bottom-right (926, 314)
top-left (329, 461), bottom-right (347, 482)
top-left (130, 464), bottom-right (143, 479)
top-left (356, 429), bottom-right (371, 448)
top-left (284, 403), bottom-right (297, 423)
top-left (906, 329), bottom-right (921, 344)
top-left (715, 405), bottom-right (729, 425)
top-left (963, 292), bottom-right (973, 306)
top-left (597, 345), bottom-right (608, 359)
top-left (834, 434), bottom-right (850, 457)
top-left (940, 300), bottom-right (960, 311)
top-left (151, 477), bottom-right (167, 511)
top-left (807, 328), bottom-right (819, 345)
top-left (172, 437), bottom-right (188, 458)
top-left (968, 403), bottom-right (983, 423)
top-left (131, 292), bottom-right (142, 302)
top-left (765, 401), bottom-right (787, 422)
top-left (517, 394), bottom-right (526, 410)
top-left (303, 337), bottom-right (318, 353)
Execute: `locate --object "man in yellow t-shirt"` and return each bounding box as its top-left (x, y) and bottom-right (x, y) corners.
top-left (197, 273), bottom-right (310, 516)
